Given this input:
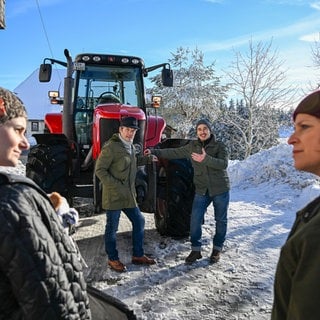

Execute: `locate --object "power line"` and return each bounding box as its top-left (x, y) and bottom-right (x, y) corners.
top-left (35, 0), bottom-right (55, 60)
top-left (35, 0), bottom-right (63, 83)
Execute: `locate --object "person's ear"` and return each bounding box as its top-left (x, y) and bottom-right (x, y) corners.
top-left (0, 98), bottom-right (6, 117)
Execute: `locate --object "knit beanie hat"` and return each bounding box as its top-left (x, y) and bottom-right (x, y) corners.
top-left (0, 87), bottom-right (27, 124)
top-left (196, 119), bottom-right (212, 132)
top-left (293, 90), bottom-right (320, 121)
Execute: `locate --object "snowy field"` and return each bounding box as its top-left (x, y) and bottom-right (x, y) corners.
top-left (2, 141), bottom-right (320, 319)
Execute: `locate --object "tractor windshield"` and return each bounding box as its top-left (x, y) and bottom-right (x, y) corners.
top-left (76, 65), bottom-right (144, 109)
top-left (73, 64), bottom-right (144, 145)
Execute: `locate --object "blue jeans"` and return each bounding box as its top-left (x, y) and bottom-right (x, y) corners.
top-left (105, 207), bottom-right (145, 260)
top-left (190, 191), bottom-right (229, 252)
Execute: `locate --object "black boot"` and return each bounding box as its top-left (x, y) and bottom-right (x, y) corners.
top-left (185, 250), bottom-right (202, 264)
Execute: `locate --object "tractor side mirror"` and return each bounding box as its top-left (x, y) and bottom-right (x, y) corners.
top-left (39, 63), bottom-right (52, 82)
top-left (162, 68), bottom-right (173, 87)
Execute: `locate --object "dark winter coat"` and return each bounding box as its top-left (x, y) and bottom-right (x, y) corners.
top-left (95, 133), bottom-right (152, 210)
top-left (0, 173), bottom-right (91, 320)
top-left (152, 134), bottom-right (230, 196)
top-left (272, 196), bottom-right (320, 320)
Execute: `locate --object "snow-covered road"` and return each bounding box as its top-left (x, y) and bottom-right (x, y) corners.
top-left (75, 182), bottom-right (297, 320)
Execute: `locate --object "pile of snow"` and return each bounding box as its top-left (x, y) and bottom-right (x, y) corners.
top-left (229, 143), bottom-right (320, 191)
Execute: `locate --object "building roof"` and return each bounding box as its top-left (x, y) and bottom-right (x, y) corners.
top-left (14, 68), bottom-right (66, 120)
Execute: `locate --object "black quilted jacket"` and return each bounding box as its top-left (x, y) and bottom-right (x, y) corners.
top-left (0, 173), bottom-right (91, 319)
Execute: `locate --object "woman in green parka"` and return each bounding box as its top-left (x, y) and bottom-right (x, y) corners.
top-left (272, 90), bottom-right (320, 320)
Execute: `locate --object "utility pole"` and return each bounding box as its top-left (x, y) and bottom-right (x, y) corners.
top-left (0, 0), bottom-right (5, 29)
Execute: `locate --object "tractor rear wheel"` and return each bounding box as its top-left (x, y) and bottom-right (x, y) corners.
top-left (26, 142), bottom-right (71, 200)
top-left (155, 157), bottom-right (194, 238)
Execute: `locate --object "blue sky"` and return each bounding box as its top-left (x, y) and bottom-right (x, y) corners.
top-left (1, 0), bottom-right (320, 93)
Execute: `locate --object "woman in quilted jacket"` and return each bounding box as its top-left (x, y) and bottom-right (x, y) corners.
top-left (0, 87), bottom-right (91, 319)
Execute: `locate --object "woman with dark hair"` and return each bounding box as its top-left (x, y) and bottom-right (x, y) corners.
top-left (272, 90), bottom-right (320, 320)
top-left (0, 87), bottom-right (91, 319)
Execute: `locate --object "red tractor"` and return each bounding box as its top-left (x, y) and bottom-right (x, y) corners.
top-left (26, 49), bottom-right (194, 237)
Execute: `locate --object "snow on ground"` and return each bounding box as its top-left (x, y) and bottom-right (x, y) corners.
top-left (89, 142), bottom-right (320, 320)
top-left (90, 144), bottom-right (319, 320)
top-left (2, 141), bottom-right (320, 319)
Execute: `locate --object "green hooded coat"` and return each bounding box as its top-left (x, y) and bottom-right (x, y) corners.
top-left (95, 133), bottom-right (150, 210)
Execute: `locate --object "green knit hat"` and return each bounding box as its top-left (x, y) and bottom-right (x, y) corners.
top-left (293, 90), bottom-right (320, 121)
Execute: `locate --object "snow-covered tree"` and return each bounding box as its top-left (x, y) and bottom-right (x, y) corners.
top-left (214, 101), bottom-right (290, 160)
top-left (311, 38), bottom-right (320, 88)
top-left (221, 40), bottom-right (294, 159)
top-left (148, 47), bottom-right (229, 137)
top-left (148, 42), bottom-right (294, 160)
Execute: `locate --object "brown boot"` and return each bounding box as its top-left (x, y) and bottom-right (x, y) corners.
top-left (132, 255), bottom-right (156, 265)
top-left (108, 260), bottom-right (126, 272)
top-left (185, 250), bottom-right (202, 264)
top-left (209, 249), bottom-right (221, 264)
